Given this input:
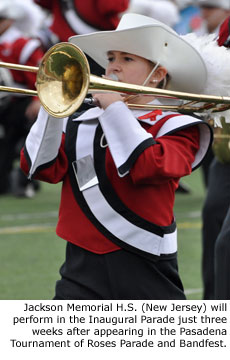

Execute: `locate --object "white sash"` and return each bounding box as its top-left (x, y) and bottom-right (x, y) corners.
top-left (74, 120), bottom-right (177, 256)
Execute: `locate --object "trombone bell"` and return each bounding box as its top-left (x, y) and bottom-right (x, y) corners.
top-left (36, 43), bottom-right (90, 118)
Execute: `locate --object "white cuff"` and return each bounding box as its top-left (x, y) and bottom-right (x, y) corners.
top-left (99, 102), bottom-right (154, 176)
top-left (25, 106), bottom-right (66, 178)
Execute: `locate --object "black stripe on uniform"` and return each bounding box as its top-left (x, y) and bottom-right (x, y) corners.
top-left (118, 137), bottom-right (157, 176)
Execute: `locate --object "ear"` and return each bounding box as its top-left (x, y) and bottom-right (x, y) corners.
top-left (150, 66), bottom-right (168, 84)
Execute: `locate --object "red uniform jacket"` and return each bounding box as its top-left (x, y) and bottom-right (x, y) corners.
top-left (20, 104), bottom-right (212, 258)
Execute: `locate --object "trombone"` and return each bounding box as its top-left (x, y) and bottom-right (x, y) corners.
top-left (1, 42), bottom-right (230, 118)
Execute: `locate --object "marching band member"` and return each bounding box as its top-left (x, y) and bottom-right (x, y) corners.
top-left (126, 0), bottom-right (180, 28)
top-left (0, 0), bottom-right (45, 196)
top-left (197, 0), bottom-right (230, 34)
top-left (20, 13), bottom-right (214, 299)
top-left (33, 0), bottom-right (130, 44)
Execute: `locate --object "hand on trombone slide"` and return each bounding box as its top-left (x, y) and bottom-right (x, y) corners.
top-left (92, 92), bottom-right (125, 109)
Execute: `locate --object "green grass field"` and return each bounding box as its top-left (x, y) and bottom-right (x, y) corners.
top-left (0, 169), bottom-right (206, 300)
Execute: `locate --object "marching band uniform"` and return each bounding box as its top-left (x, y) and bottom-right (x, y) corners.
top-left (21, 106), bottom-right (210, 256)
top-left (21, 103), bottom-right (212, 299)
top-left (21, 13), bottom-right (213, 299)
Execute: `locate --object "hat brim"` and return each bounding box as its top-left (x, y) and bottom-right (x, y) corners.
top-left (69, 25), bottom-right (207, 94)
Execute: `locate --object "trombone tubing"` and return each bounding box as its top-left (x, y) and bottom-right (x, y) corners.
top-left (1, 60), bottom-right (230, 110)
top-left (89, 74), bottom-right (230, 105)
top-left (0, 61), bottom-right (38, 73)
top-left (0, 61), bottom-right (38, 96)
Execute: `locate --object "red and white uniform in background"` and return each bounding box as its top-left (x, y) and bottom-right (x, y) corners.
top-left (34, 0), bottom-right (130, 42)
top-left (0, 25), bottom-right (44, 93)
top-left (20, 102), bottom-right (212, 259)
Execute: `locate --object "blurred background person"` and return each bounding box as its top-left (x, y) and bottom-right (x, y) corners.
top-left (202, 16), bottom-right (230, 300)
top-left (33, 0), bottom-right (130, 76)
top-left (0, 0), bottom-right (45, 197)
top-left (34, 0), bottom-right (130, 41)
top-left (125, 0), bottom-right (180, 28)
top-left (197, 0), bottom-right (230, 34)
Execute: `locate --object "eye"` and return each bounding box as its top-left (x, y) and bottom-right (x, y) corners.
top-left (124, 56), bottom-right (134, 62)
top-left (107, 56), bottom-right (114, 63)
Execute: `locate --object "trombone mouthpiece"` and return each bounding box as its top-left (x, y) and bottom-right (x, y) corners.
top-left (108, 73), bottom-right (119, 81)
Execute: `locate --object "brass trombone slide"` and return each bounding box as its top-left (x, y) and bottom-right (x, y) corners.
top-left (1, 42), bottom-right (230, 118)
top-left (0, 62), bottom-right (37, 95)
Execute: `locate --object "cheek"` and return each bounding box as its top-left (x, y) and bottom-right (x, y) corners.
top-left (128, 66), bottom-right (151, 84)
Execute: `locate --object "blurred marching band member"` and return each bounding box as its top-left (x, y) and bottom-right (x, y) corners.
top-left (33, 0), bottom-right (130, 76)
top-left (0, 0), bottom-right (45, 197)
top-left (197, 0), bottom-right (230, 35)
top-left (126, 0), bottom-right (180, 28)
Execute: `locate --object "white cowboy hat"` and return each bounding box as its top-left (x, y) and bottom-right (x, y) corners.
top-left (197, 0), bottom-right (230, 9)
top-left (69, 13), bottom-right (207, 93)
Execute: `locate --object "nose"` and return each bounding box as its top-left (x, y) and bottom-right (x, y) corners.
top-left (107, 59), bottom-right (122, 74)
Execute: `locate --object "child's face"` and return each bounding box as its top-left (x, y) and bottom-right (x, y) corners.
top-left (105, 51), bottom-right (154, 86)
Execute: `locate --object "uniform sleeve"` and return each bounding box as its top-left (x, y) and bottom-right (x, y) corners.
top-left (99, 101), bottom-right (156, 177)
top-left (20, 106), bottom-right (68, 180)
top-left (99, 101), bottom-right (200, 182)
top-left (20, 134), bottom-right (68, 184)
top-left (129, 126), bottom-right (200, 185)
